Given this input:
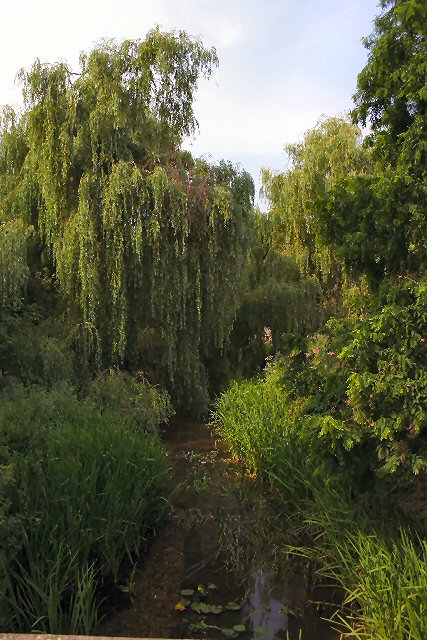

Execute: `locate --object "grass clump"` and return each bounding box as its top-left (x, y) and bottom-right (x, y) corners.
top-left (214, 362), bottom-right (427, 639)
top-left (0, 382), bottom-right (169, 634)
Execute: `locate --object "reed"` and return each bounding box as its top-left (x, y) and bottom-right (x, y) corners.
top-left (215, 371), bottom-right (427, 639)
top-left (1, 384), bottom-right (168, 634)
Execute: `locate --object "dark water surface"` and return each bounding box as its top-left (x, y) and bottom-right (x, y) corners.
top-left (98, 421), bottom-right (340, 639)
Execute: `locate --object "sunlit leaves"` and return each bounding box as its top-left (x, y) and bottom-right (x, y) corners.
top-left (0, 31), bottom-right (253, 411)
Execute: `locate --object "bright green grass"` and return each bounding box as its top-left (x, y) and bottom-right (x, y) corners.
top-left (214, 371), bottom-right (427, 639)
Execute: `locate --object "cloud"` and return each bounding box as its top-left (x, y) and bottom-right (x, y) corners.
top-left (0, 0), bottom-right (377, 201)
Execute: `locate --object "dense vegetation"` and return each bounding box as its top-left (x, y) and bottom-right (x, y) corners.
top-left (0, 28), bottom-right (254, 633)
top-left (1, 0), bottom-right (426, 636)
top-left (217, 0), bottom-right (427, 637)
top-left (0, 381), bottom-right (169, 633)
top-left (0, 29), bottom-right (254, 413)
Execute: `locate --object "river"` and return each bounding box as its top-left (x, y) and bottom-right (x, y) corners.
top-left (98, 420), bottom-right (340, 639)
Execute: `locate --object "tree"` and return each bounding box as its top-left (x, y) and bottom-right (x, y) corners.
top-left (229, 211), bottom-right (323, 373)
top-left (261, 117), bottom-right (370, 293)
top-left (350, 0), bottom-right (427, 275)
top-left (0, 30), bottom-right (254, 411)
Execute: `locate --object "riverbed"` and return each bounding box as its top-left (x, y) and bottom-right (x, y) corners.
top-left (98, 420), bottom-right (340, 639)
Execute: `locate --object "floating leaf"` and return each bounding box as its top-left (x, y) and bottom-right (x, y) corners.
top-left (222, 628), bottom-right (238, 638)
top-left (225, 602), bottom-right (242, 611)
top-left (181, 588), bottom-right (195, 596)
top-left (210, 604), bottom-right (223, 615)
top-left (191, 602), bottom-right (203, 612)
top-left (233, 624), bottom-right (246, 632)
top-left (199, 602), bottom-right (211, 614)
top-left (254, 626), bottom-right (268, 634)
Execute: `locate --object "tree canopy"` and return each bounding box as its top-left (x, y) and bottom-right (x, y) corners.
top-left (260, 116), bottom-right (370, 292)
top-left (0, 30), bottom-right (254, 411)
top-left (348, 0), bottom-right (427, 277)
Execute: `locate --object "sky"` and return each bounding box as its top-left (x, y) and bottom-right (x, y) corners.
top-left (0, 0), bottom-right (379, 203)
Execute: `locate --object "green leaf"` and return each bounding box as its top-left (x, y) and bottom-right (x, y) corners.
top-left (180, 588), bottom-right (195, 596)
top-left (233, 624), bottom-right (246, 632)
top-left (254, 626), bottom-right (268, 634)
top-left (222, 628), bottom-right (238, 638)
top-left (225, 602), bottom-right (242, 611)
top-left (210, 605), bottom-right (223, 615)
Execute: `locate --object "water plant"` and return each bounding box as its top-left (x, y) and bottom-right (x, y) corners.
top-left (215, 364), bottom-right (427, 638)
top-left (0, 384), bottom-right (168, 634)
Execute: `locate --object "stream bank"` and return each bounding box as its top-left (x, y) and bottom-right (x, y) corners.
top-left (98, 420), bottom-right (340, 639)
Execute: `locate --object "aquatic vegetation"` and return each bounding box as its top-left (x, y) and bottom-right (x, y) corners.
top-left (215, 364), bottom-right (427, 638)
top-left (0, 384), bottom-right (168, 634)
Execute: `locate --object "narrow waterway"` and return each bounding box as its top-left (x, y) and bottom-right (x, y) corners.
top-left (99, 420), bottom-right (340, 639)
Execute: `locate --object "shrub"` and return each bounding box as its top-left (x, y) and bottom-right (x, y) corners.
top-left (86, 368), bottom-right (174, 432)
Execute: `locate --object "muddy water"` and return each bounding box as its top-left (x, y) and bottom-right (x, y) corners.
top-left (98, 420), bottom-right (340, 640)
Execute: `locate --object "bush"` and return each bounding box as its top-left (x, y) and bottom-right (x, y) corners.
top-left (86, 368), bottom-right (174, 432)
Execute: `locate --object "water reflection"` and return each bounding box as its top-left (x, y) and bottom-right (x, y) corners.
top-left (244, 570), bottom-right (288, 640)
top-left (99, 420), bottom-right (339, 640)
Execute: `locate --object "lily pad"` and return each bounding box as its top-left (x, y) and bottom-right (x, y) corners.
top-left (210, 604), bottom-right (223, 615)
top-left (181, 588), bottom-right (195, 596)
top-left (222, 628), bottom-right (238, 638)
top-left (191, 602), bottom-right (203, 612)
top-left (199, 602), bottom-right (211, 614)
top-left (254, 626), bottom-right (268, 634)
top-left (225, 602), bottom-right (242, 611)
top-left (233, 625), bottom-right (246, 632)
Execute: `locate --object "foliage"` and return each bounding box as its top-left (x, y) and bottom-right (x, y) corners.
top-left (214, 363), bottom-right (339, 492)
top-left (215, 367), bottom-right (427, 639)
top-left (341, 0), bottom-right (427, 277)
top-left (86, 368), bottom-right (174, 432)
top-left (353, 0), bottom-right (427, 166)
top-left (215, 3), bottom-right (427, 639)
top-left (0, 303), bottom-right (77, 390)
top-left (259, 277), bottom-right (427, 477)
top-left (0, 384), bottom-right (168, 633)
top-left (319, 527), bottom-right (427, 639)
top-left (0, 31), bottom-right (254, 412)
top-left (227, 211), bottom-right (324, 376)
top-left (261, 117), bottom-right (370, 292)
top-left (315, 172), bottom-right (414, 282)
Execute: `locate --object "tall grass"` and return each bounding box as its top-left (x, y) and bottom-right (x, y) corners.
top-left (0, 383), bottom-right (169, 634)
top-left (214, 367), bottom-right (427, 639)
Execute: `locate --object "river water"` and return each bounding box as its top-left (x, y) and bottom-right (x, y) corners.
top-left (98, 420), bottom-right (340, 639)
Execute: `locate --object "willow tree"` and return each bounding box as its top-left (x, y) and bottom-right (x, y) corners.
top-left (0, 30), bottom-right (254, 411)
top-left (228, 211), bottom-right (323, 376)
top-left (261, 117), bottom-right (370, 293)
top-left (0, 108), bottom-right (30, 310)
